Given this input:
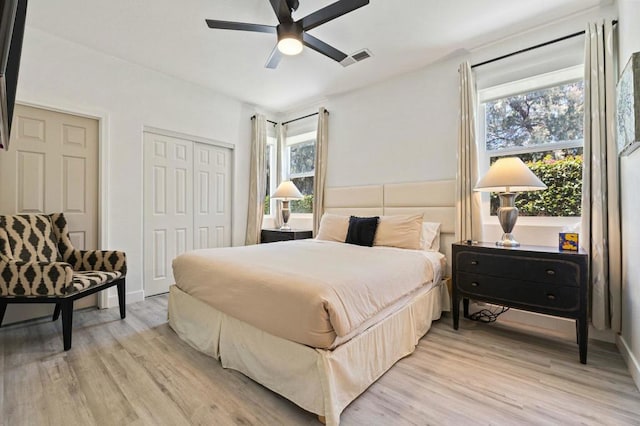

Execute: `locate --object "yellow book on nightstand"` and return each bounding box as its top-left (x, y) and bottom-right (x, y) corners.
top-left (559, 232), bottom-right (579, 251)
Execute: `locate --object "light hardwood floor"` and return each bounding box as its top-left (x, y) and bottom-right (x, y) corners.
top-left (1, 295), bottom-right (639, 426)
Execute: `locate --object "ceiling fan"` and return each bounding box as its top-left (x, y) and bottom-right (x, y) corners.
top-left (205, 0), bottom-right (370, 69)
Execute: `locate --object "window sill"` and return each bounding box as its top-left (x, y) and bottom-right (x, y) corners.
top-left (483, 216), bottom-right (581, 227)
top-left (482, 216), bottom-right (581, 247)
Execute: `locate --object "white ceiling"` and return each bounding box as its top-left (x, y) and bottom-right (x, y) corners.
top-left (26, 0), bottom-right (606, 112)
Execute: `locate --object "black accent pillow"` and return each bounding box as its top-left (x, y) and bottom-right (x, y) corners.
top-left (345, 216), bottom-right (380, 247)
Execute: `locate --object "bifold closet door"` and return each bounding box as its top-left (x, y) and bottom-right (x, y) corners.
top-left (193, 143), bottom-right (232, 249)
top-left (143, 132), bottom-right (232, 296)
top-left (143, 133), bottom-right (194, 297)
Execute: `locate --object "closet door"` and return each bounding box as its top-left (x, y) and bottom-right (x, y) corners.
top-left (193, 143), bottom-right (232, 249)
top-left (143, 132), bottom-right (233, 296)
top-left (143, 132), bottom-right (193, 297)
top-left (0, 104), bottom-right (99, 322)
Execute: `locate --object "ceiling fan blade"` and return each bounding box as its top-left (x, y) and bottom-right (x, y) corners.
top-left (206, 19), bottom-right (276, 33)
top-left (269, 0), bottom-right (293, 23)
top-left (265, 46), bottom-right (282, 69)
top-left (302, 33), bottom-right (347, 63)
top-left (300, 0), bottom-right (369, 31)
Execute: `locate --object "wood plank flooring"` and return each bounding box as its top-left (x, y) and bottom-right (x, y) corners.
top-left (1, 295), bottom-right (639, 426)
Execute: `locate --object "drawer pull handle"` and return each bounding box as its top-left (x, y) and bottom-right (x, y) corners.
top-left (471, 260), bottom-right (478, 265)
top-left (546, 269), bottom-right (556, 276)
top-left (471, 282), bottom-right (479, 287)
top-left (546, 293), bottom-right (556, 300)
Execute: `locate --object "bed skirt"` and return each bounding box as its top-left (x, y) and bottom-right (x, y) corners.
top-left (168, 282), bottom-right (448, 425)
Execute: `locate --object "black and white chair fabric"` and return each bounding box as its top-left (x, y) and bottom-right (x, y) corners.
top-left (0, 213), bottom-right (126, 350)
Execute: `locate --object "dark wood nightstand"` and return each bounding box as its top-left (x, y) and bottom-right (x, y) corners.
top-left (260, 229), bottom-right (313, 243)
top-left (452, 241), bottom-right (589, 364)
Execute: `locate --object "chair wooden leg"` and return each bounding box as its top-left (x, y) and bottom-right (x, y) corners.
top-left (52, 303), bottom-right (62, 321)
top-left (61, 299), bottom-right (74, 351)
top-left (117, 279), bottom-right (126, 319)
top-left (0, 299), bottom-right (7, 327)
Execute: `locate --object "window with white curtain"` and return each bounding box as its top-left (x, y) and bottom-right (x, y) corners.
top-left (286, 130), bottom-right (316, 214)
top-left (478, 65), bottom-right (584, 218)
top-left (262, 114), bottom-right (318, 218)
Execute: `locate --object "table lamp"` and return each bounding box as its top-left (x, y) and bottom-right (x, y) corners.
top-left (271, 180), bottom-right (303, 230)
top-left (474, 157), bottom-right (547, 247)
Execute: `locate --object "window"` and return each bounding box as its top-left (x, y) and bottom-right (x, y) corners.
top-left (479, 66), bottom-right (584, 217)
top-left (286, 131), bottom-right (316, 214)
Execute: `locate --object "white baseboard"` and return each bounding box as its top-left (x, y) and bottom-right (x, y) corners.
top-left (469, 302), bottom-right (615, 343)
top-left (617, 334), bottom-right (640, 392)
top-left (104, 289), bottom-right (145, 309)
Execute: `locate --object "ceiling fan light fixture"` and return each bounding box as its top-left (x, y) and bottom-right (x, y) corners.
top-left (277, 37), bottom-right (303, 55)
top-left (277, 22), bottom-right (303, 56)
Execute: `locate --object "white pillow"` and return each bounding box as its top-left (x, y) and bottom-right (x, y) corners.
top-left (421, 222), bottom-right (441, 251)
top-left (373, 214), bottom-right (423, 250)
top-left (316, 213), bottom-right (349, 242)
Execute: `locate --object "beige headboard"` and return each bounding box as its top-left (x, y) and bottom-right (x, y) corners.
top-left (324, 180), bottom-right (456, 274)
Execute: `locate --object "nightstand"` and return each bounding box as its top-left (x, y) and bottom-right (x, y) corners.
top-left (260, 229), bottom-right (313, 243)
top-left (452, 241), bottom-right (589, 364)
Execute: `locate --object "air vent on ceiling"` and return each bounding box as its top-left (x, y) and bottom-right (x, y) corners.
top-left (352, 49), bottom-right (372, 62)
top-left (340, 48), bottom-right (373, 67)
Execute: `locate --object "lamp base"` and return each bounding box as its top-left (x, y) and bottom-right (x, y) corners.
top-left (496, 233), bottom-right (520, 247)
top-left (279, 200), bottom-right (291, 231)
top-left (496, 192), bottom-right (520, 247)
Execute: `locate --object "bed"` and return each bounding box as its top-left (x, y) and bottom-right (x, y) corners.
top-left (168, 180), bottom-right (456, 425)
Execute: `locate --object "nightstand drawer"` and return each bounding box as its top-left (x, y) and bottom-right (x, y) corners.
top-left (457, 272), bottom-right (580, 312)
top-left (456, 251), bottom-right (580, 287)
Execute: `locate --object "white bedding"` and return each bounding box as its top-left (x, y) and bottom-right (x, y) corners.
top-left (172, 239), bottom-right (444, 349)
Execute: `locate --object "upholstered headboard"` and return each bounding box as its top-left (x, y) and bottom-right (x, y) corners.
top-left (324, 180), bottom-right (456, 274)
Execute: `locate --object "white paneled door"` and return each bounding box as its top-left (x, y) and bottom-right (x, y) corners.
top-left (0, 104), bottom-right (99, 323)
top-left (193, 143), bottom-right (232, 249)
top-left (143, 132), bottom-right (232, 296)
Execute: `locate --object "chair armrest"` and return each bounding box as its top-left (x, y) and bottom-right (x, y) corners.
top-left (71, 250), bottom-right (127, 274)
top-left (0, 260), bottom-right (74, 296)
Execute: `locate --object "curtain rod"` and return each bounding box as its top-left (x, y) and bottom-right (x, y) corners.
top-left (471, 20), bottom-right (618, 69)
top-left (282, 109), bottom-right (329, 126)
top-left (251, 110), bottom-right (329, 126)
top-left (250, 115), bottom-right (278, 125)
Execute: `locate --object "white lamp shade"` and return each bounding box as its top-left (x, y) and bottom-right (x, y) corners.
top-left (474, 157), bottom-right (547, 193)
top-left (272, 180), bottom-right (303, 200)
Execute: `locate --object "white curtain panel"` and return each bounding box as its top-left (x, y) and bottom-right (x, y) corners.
top-left (273, 123), bottom-right (287, 229)
top-left (245, 114), bottom-right (267, 245)
top-left (456, 62), bottom-right (483, 242)
top-left (313, 108), bottom-right (329, 236)
top-left (581, 21), bottom-right (621, 332)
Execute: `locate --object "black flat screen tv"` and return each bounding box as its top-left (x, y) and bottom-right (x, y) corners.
top-left (0, 0), bottom-right (27, 151)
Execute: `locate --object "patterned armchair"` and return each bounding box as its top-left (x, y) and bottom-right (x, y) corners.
top-left (0, 213), bottom-right (126, 350)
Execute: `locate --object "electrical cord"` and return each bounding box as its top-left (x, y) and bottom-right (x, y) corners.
top-left (469, 305), bottom-right (510, 323)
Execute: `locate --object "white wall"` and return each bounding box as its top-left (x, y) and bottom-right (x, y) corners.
top-left (326, 57), bottom-right (459, 187)
top-left (617, 0), bottom-right (640, 391)
top-left (4, 27), bottom-right (262, 323)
